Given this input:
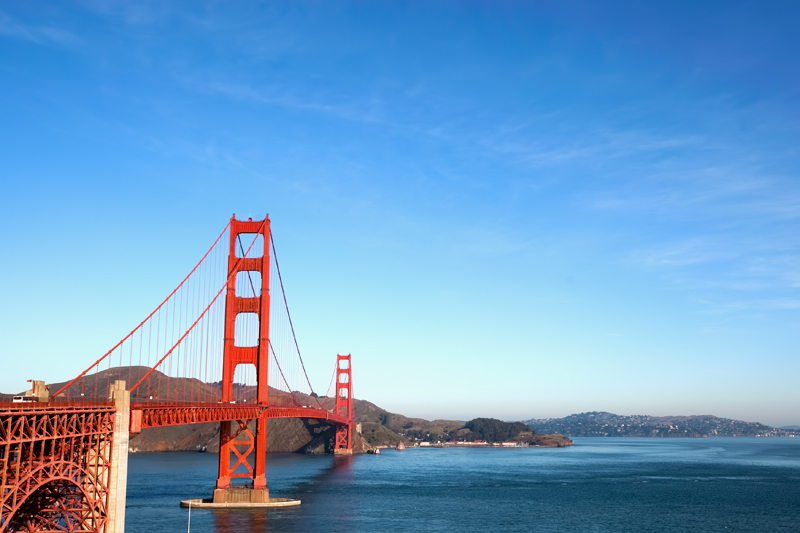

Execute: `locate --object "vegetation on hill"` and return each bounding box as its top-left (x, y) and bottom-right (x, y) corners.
top-left (462, 418), bottom-right (532, 442)
top-left (359, 423), bottom-right (411, 447)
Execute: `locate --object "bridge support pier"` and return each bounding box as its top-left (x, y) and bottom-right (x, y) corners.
top-left (212, 487), bottom-right (271, 504)
top-left (213, 415), bottom-right (270, 504)
top-left (108, 380), bottom-right (131, 533)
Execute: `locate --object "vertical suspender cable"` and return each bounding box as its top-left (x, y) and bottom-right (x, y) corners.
top-left (52, 221), bottom-right (232, 398)
top-left (269, 232), bottom-right (324, 409)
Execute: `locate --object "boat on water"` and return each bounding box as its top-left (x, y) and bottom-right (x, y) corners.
top-left (396, 442), bottom-right (406, 451)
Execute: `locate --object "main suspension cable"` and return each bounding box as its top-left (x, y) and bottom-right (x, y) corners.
top-left (130, 219), bottom-right (266, 392)
top-left (52, 221), bottom-right (232, 398)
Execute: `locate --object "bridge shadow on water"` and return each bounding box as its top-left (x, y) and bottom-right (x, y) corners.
top-left (211, 454), bottom-right (357, 532)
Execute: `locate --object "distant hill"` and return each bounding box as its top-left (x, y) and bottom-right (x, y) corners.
top-left (525, 411), bottom-right (800, 438)
top-left (780, 425), bottom-right (800, 430)
top-left (370, 415), bottom-right (572, 447)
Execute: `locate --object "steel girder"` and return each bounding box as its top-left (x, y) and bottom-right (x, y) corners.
top-left (0, 404), bottom-right (115, 533)
top-left (130, 403), bottom-right (350, 432)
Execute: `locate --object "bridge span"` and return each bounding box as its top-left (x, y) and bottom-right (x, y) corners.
top-left (1, 215), bottom-right (355, 532)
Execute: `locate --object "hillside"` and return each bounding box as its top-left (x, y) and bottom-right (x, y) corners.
top-left (0, 366), bottom-right (297, 405)
top-left (130, 417), bottom-right (375, 455)
top-left (2, 367), bottom-right (573, 451)
top-left (525, 412), bottom-right (800, 438)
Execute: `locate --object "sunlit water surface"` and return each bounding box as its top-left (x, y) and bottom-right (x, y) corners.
top-left (126, 438), bottom-right (800, 532)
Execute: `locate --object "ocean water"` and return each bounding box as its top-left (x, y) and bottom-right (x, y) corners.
top-left (125, 438), bottom-right (800, 532)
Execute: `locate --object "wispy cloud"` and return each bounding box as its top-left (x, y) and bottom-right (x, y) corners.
top-left (200, 80), bottom-right (408, 129)
top-left (631, 243), bottom-right (800, 329)
top-left (633, 239), bottom-right (738, 267)
top-left (0, 12), bottom-right (79, 46)
top-left (479, 125), bottom-right (703, 169)
top-left (73, 0), bottom-right (171, 26)
top-left (590, 168), bottom-right (800, 222)
top-left (695, 297), bottom-right (800, 314)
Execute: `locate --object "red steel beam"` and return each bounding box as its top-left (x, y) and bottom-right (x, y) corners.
top-left (267, 406), bottom-right (350, 426)
top-left (129, 403), bottom-right (351, 432)
top-left (1, 404), bottom-right (115, 533)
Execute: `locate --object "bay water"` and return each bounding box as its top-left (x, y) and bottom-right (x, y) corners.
top-left (126, 437), bottom-right (800, 532)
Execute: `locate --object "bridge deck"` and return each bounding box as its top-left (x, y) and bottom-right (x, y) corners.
top-left (130, 402), bottom-right (350, 432)
top-left (1, 402), bottom-right (351, 434)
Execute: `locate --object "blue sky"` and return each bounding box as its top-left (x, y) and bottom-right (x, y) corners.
top-left (1, 1), bottom-right (798, 426)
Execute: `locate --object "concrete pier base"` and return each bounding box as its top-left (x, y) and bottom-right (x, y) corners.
top-left (181, 497), bottom-right (300, 509)
top-left (107, 381), bottom-right (130, 533)
top-left (212, 487), bottom-right (270, 504)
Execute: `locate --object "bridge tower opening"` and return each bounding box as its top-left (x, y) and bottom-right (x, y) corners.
top-left (214, 215), bottom-right (272, 504)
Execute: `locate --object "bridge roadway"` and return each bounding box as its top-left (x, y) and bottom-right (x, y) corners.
top-left (0, 401), bottom-right (351, 434)
top-left (131, 402), bottom-right (351, 432)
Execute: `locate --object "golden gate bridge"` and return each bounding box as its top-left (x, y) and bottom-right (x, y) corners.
top-left (1, 215), bottom-right (355, 532)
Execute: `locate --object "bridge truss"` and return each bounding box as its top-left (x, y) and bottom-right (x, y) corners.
top-left (0, 404), bottom-right (115, 533)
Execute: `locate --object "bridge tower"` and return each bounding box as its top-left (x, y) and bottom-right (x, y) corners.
top-left (334, 354), bottom-right (354, 454)
top-left (214, 215), bottom-right (272, 504)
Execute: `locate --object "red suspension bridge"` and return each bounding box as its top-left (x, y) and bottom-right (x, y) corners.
top-left (1, 215), bottom-right (355, 532)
